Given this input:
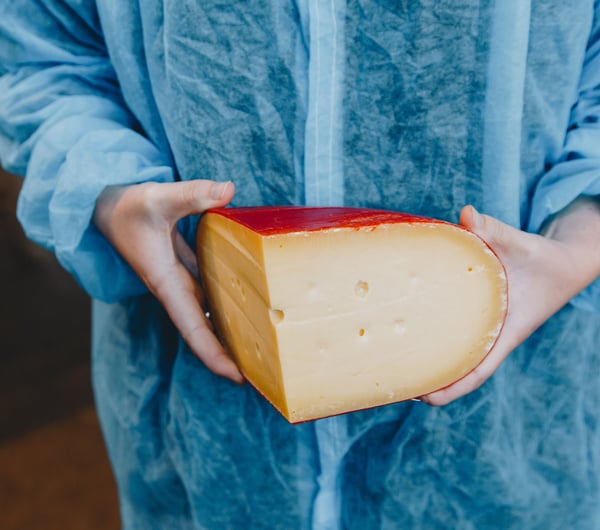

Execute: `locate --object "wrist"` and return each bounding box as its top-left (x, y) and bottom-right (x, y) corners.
top-left (541, 195), bottom-right (600, 284)
top-left (93, 185), bottom-right (127, 234)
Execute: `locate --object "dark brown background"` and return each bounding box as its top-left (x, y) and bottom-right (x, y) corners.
top-left (0, 168), bottom-right (120, 529)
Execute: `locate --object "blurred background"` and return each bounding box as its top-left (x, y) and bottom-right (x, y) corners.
top-left (0, 168), bottom-right (120, 529)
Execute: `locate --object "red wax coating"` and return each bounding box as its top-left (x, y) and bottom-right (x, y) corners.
top-left (206, 206), bottom-right (448, 236)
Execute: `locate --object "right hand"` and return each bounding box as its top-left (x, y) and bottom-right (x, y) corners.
top-left (422, 199), bottom-right (600, 405)
top-left (93, 179), bottom-right (245, 383)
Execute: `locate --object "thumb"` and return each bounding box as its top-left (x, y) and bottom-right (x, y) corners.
top-left (459, 205), bottom-right (520, 252)
top-left (158, 180), bottom-right (235, 220)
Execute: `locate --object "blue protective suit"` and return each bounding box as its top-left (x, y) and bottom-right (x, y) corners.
top-left (1, 1), bottom-right (600, 528)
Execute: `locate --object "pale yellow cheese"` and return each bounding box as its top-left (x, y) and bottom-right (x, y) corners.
top-left (197, 213), bottom-right (507, 423)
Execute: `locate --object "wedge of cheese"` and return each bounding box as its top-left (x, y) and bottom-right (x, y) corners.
top-left (197, 207), bottom-right (507, 423)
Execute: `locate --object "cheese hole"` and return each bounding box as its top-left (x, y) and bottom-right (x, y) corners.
top-left (394, 320), bottom-right (407, 335)
top-left (269, 309), bottom-right (285, 325)
top-left (354, 280), bottom-right (369, 298)
top-left (308, 283), bottom-right (320, 300)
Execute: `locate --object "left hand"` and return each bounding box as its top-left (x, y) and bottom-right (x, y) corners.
top-left (421, 197), bottom-right (600, 406)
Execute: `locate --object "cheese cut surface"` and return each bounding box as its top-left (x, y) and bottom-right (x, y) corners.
top-left (197, 207), bottom-right (508, 423)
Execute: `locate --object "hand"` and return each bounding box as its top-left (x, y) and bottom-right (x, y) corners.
top-left (421, 197), bottom-right (600, 406)
top-left (93, 179), bottom-right (244, 383)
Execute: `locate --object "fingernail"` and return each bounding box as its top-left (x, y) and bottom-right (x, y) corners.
top-left (419, 395), bottom-right (431, 405)
top-left (211, 181), bottom-right (230, 200)
top-left (232, 369), bottom-right (245, 385)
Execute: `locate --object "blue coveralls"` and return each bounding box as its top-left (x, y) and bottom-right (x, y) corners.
top-left (1, 1), bottom-right (600, 528)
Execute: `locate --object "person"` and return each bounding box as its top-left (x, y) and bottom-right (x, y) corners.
top-left (1, 1), bottom-right (600, 528)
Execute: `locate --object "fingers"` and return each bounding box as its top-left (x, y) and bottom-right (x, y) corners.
top-left (420, 310), bottom-right (525, 406)
top-left (158, 180), bottom-right (235, 220)
top-left (420, 205), bottom-right (521, 406)
top-left (174, 229), bottom-right (200, 280)
top-left (423, 204), bottom-right (599, 407)
top-left (460, 205), bottom-right (521, 251)
top-left (420, 350), bottom-right (501, 406)
top-left (151, 261), bottom-right (244, 383)
top-left (154, 180), bottom-right (238, 381)
top-left (94, 179), bottom-right (243, 383)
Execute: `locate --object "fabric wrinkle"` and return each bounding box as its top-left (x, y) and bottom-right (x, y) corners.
top-left (2, 1), bottom-right (600, 528)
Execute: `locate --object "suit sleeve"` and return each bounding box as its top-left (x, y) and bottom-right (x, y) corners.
top-left (528, 5), bottom-right (600, 312)
top-left (0, 0), bottom-right (174, 302)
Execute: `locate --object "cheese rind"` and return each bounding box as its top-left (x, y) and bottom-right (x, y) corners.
top-left (197, 207), bottom-right (507, 423)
